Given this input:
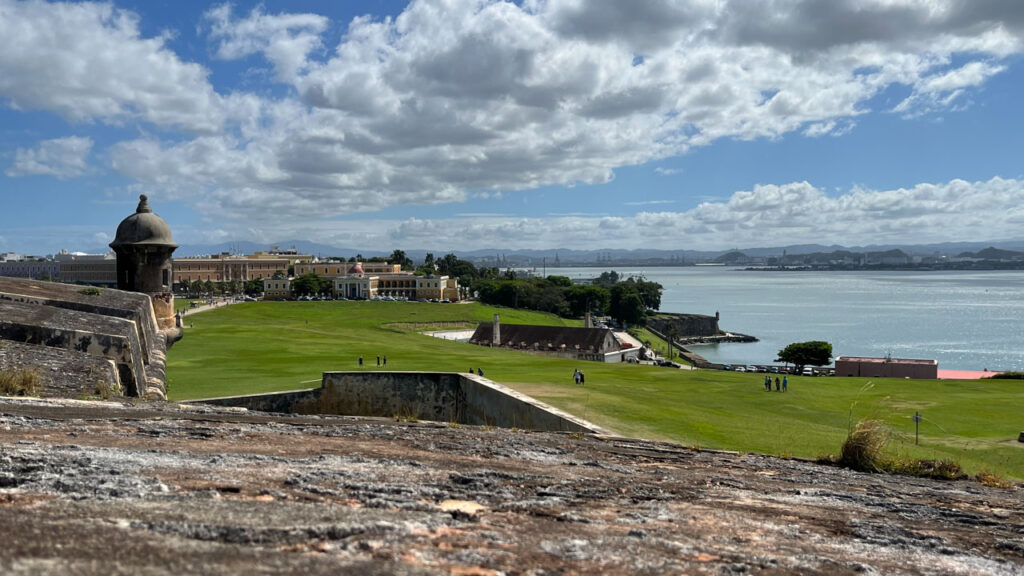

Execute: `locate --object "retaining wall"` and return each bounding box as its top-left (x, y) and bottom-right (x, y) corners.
top-left (198, 371), bottom-right (604, 433)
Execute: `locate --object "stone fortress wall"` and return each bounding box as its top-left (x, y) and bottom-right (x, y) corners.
top-left (0, 277), bottom-right (171, 399)
top-left (196, 371), bottom-right (606, 433)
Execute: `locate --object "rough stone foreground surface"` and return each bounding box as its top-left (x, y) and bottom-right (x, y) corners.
top-left (0, 398), bottom-right (1020, 575)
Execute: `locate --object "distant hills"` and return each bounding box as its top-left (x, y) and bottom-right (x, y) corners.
top-left (167, 238), bottom-right (1024, 267)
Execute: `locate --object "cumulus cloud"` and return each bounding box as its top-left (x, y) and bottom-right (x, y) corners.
top-left (0, 0), bottom-right (222, 131)
top-left (6, 136), bottom-right (93, 179)
top-left (203, 3), bottom-right (328, 82)
top-left (162, 177), bottom-right (1023, 252)
top-left (4, 0), bottom-right (1024, 231)
top-left (131, 0), bottom-right (1024, 222)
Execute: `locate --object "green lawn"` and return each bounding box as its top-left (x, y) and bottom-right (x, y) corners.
top-left (167, 301), bottom-right (1024, 480)
top-left (174, 298), bottom-right (198, 313)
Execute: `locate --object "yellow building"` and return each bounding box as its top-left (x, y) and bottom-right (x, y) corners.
top-left (174, 255), bottom-right (289, 284)
top-left (294, 261), bottom-right (401, 277)
top-left (285, 260), bottom-right (460, 301)
top-left (262, 277), bottom-right (292, 299)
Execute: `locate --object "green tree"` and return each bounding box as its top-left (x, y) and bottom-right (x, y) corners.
top-left (291, 273), bottom-right (328, 296)
top-left (566, 285), bottom-right (610, 317)
top-left (609, 284), bottom-right (646, 326)
top-left (776, 341), bottom-right (833, 373)
top-left (388, 249), bottom-right (414, 270)
top-left (594, 270), bottom-right (620, 287)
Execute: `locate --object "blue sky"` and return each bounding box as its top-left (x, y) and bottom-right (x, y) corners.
top-left (3, 0), bottom-right (1024, 255)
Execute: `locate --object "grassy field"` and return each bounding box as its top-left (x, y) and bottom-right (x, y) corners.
top-left (167, 300), bottom-right (1024, 480)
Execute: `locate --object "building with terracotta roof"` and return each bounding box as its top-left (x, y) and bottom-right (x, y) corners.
top-left (470, 315), bottom-right (635, 362)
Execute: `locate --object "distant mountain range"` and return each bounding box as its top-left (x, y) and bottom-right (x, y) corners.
top-left (165, 238), bottom-right (1024, 265)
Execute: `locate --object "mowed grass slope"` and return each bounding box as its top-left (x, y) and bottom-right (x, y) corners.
top-left (168, 301), bottom-right (1024, 479)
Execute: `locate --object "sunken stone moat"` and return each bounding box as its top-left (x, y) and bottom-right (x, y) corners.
top-left (197, 371), bottom-right (605, 433)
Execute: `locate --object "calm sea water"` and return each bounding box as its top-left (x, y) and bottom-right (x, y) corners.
top-left (549, 267), bottom-right (1024, 371)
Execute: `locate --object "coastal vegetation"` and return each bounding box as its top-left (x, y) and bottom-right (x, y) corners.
top-left (776, 341), bottom-right (834, 373)
top-left (475, 271), bottom-right (663, 326)
top-left (167, 300), bottom-right (1024, 480)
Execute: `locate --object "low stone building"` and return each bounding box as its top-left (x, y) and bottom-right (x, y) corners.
top-left (469, 315), bottom-right (628, 362)
top-left (834, 356), bottom-right (938, 379)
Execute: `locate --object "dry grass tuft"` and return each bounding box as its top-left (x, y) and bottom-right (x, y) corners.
top-left (977, 472), bottom-right (1013, 488)
top-left (0, 368), bottom-right (42, 396)
top-left (839, 419), bottom-right (890, 472)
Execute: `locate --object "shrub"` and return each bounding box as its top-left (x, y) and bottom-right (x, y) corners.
top-left (838, 419), bottom-right (890, 472)
top-left (985, 371), bottom-right (1024, 380)
top-left (0, 368), bottom-right (42, 396)
top-left (887, 458), bottom-right (965, 480)
top-left (977, 471), bottom-right (1013, 488)
top-left (79, 287), bottom-right (102, 296)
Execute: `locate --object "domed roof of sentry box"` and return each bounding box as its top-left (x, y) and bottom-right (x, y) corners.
top-left (110, 195), bottom-right (177, 249)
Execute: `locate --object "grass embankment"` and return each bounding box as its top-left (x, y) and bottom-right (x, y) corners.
top-left (167, 301), bottom-right (1024, 480)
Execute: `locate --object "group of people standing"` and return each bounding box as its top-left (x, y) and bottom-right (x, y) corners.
top-left (572, 369), bottom-right (585, 385)
top-left (764, 374), bottom-right (787, 392)
top-left (357, 355), bottom-right (387, 367)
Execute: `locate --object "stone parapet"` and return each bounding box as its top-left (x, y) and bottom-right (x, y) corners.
top-left (0, 277), bottom-right (169, 399)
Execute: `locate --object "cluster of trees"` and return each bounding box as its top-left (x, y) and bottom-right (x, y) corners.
top-left (177, 278), bottom-right (266, 296)
top-left (475, 271), bottom-right (662, 325)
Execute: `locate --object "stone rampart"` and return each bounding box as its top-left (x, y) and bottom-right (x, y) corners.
top-left (0, 300), bottom-right (147, 396)
top-left (648, 313), bottom-right (720, 338)
top-left (197, 371), bottom-right (605, 433)
top-left (0, 340), bottom-right (121, 397)
top-left (0, 277), bottom-right (170, 399)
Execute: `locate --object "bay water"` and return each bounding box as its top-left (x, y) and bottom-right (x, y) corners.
top-left (549, 267), bottom-right (1024, 372)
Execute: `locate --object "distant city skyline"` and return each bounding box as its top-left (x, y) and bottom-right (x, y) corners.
top-left (3, 0), bottom-right (1024, 254)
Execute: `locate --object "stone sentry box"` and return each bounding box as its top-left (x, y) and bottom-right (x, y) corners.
top-left (198, 371), bottom-right (605, 434)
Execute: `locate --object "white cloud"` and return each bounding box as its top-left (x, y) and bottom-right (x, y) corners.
top-left (623, 200), bottom-right (675, 206)
top-left (203, 3), bottom-right (328, 82)
top-left (654, 168), bottom-right (681, 176)
top-left (7, 136), bottom-right (93, 179)
top-left (0, 0), bottom-right (223, 131)
top-left (130, 0), bottom-right (1022, 223)
top-left (4, 0), bottom-right (1024, 230)
top-left (158, 177), bottom-right (1024, 252)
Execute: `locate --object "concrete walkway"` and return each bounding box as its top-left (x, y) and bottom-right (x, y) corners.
top-left (177, 298), bottom-right (244, 324)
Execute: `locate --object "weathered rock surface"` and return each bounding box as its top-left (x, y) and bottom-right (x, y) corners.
top-left (0, 398), bottom-right (1020, 575)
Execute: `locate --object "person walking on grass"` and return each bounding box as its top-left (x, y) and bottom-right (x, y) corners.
top-left (579, 371), bottom-right (585, 386)
top-left (775, 377), bottom-right (780, 391)
top-left (782, 376), bottom-right (788, 392)
top-left (764, 375), bottom-right (771, 391)
top-left (573, 369), bottom-right (581, 385)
